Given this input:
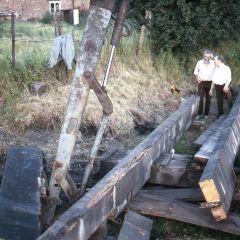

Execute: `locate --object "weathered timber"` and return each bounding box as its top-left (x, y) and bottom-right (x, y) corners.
top-left (137, 187), bottom-right (240, 202)
top-left (193, 115), bottom-right (226, 148)
top-left (117, 211), bottom-right (153, 240)
top-left (97, 149), bottom-right (127, 177)
top-left (0, 146), bottom-right (43, 240)
top-left (47, 3), bottom-right (113, 221)
top-left (138, 188), bottom-right (204, 202)
top-left (128, 196), bottom-right (240, 236)
top-left (199, 91), bottom-right (240, 221)
top-left (89, 220), bottom-right (108, 240)
top-left (38, 96), bottom-right (199, 240)
top-left (148, 153), bottom-right (202, 187)
top-left (194, 130), bottom-right (221, 165)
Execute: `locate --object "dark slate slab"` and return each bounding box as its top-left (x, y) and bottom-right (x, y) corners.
top-left (0, 146), bottom-right (43, 240)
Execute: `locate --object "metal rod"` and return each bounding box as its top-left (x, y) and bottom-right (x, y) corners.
top-left (80, 115), bottom-right (108, 196)
top-left (102, 45), bottom-right (116, 88)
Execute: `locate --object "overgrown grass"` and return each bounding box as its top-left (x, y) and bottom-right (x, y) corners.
top-left (0, 20), bottom-right (239, 136)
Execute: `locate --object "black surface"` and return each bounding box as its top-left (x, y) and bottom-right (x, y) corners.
top-left (0, 146), bottom-right (43, 240)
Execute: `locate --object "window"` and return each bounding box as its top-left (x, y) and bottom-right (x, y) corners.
top-left (49, 1), bottom-right (61, 14)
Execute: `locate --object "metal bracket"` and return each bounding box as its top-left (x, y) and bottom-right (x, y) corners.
top-left (84, 71), bottom-right (113, 116)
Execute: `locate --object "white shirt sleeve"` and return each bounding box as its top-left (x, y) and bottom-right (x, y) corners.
top-left (194, 61), bottom-right (200, 76)
top-left (226, 66), bottom-right (231, 86)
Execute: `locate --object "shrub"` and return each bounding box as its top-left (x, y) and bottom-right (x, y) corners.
top-left (41, 11), bottom-right (53, 24)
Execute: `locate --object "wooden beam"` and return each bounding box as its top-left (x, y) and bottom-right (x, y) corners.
top-left (193, 115), bottom-right (226, 148)
top-left (38, 96), bottom-right (199, 240)
top-left (118, 211), bottom-right (153, 240)
top-left (128, 196), bottom-right (240, 236)
top-left (137, 187), bottom-right (240, 202)
top-left (138, 188), bottom-right (204, 202)
top-left (199, 92), bottom-right (240, 221)
top-left (149, 153), bottom-right (202, 187)
top-left (194, 130), bottom-right (221, 165)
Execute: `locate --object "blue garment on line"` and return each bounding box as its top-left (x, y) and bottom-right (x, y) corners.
top-left (49, 33), bottom-right (74, 70)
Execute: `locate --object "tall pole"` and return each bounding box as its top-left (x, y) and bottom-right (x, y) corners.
top-left (11, 13), bottom-right (16, 68)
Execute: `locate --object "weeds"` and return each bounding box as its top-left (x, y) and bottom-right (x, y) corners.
top-left (0, 21), bottom-right (239, 136)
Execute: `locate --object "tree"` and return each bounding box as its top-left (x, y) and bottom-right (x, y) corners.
top-left (130, 0), bottom-right (240, 54)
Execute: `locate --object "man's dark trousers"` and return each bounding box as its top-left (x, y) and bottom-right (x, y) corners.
top-left (215, 84), bottom-right (233, 117)
top-left (198, 81), bottom-right (212, 116)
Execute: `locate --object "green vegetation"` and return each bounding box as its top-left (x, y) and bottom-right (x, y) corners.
top-left (0, 17), bottom-right (239, 135)
top-left (130, 0), bottom-right (240, 53)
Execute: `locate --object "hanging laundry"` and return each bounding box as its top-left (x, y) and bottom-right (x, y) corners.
top-left (49, 33), bottom-right (74, 70)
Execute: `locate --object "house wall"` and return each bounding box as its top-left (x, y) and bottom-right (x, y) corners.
top-left (0, 0), bottom-right (48, 20)
top-left (0, 0), bottom-right (90, 20)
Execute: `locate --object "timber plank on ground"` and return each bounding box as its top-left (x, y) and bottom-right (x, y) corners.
top-left (0, 146), bottom-right (43, 240)
top-left (137, 187), bottom-right (240, 202)
top-left (38, 96), bottom-right (199, 240)
top-left (193, 115), bottom-right (226, 148)
top-left (128, 196), bottom-right (240, 236)
top-left (193, 130), bottom-right (221, 165)
top-left (149, 153), bottom-right (202, 187)
top-left (199, 92), bottom-right (240, 221)
top-left (117, 211), bottom-right (153, 240)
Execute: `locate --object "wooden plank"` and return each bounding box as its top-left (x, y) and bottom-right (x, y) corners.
top-left (128, 196), bottom-right (240, 236)
top-left (193, 115), bottom-right (226, 148)
top-left (194, 130), bottom-right (221, 165)
top-left (118, 211), bottom-right (152, 240)
top-left (148, 153), bottom-right (202, 187)
top-left (137, 187), bottom-right (240, 203)
top-left (38, 96), bottom-right (199, 240)
top-left (138, 188), bottom-right (204, 202)
top-left (0, 146), bottom-right (43, 240)
top-left (199, 91), bottom-right (240, 221)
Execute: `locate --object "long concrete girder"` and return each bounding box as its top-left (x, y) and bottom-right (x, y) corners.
top-left (38, 96), bottom-right (199, 240)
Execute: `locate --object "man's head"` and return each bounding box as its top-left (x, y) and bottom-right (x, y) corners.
top-left (203, 50), bottom-right (213, 63)
top-left (214, 55), bottom-right (225, 67)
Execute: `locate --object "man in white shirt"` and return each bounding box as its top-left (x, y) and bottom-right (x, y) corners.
top-left (194, 50), bottom-right (215, 119)
top-left (209, 55), bottom-right (232, 118)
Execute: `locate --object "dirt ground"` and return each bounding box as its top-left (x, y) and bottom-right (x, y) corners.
top-left (0, 96), bottom-right (239, 240)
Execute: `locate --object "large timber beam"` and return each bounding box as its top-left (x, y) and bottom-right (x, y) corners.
top-left (38, 96), bottom-right (199, 240)
top-left (199, 91), bottom-right (240, 221)
top-left (128, 196), bottom-right (240, 236)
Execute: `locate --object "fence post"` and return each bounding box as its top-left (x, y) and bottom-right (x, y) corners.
top-left (54, 11), bottom-right (63, 37)
top-left (138, 10), bottom-right (151, 55)
top-left (11, 13), bottom-right (16, 68)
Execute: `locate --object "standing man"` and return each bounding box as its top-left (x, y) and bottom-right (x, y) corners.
top-left (194, 50), bottom-right (215, 119)
top-left (209, 55), bottom-right (232, 118)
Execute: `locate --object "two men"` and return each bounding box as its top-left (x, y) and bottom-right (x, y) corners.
top-left (194, 50), bottom-right (215, 119)
top-left (194, 51), bottom-right (232, 119)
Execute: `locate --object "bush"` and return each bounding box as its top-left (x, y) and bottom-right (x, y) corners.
top-left (41, 11), bottom-right (53, 24)
top-left (130, 0), bottom-right (240, 54)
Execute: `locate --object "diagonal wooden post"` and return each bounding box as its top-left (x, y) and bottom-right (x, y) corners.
top-left (46, 0), bottom-right (116, 224)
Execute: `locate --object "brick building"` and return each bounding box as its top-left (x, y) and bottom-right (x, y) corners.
top-left (0, 0), bottom-right (89, 21)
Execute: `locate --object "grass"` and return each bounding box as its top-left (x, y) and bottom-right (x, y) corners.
top-left (0, 20), bottom-right (239, 138)
top-left (0, 20), bottom-right (240, 240)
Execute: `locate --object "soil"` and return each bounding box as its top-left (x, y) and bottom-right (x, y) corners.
top-left (0, 96), bottom-right (238, 240)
